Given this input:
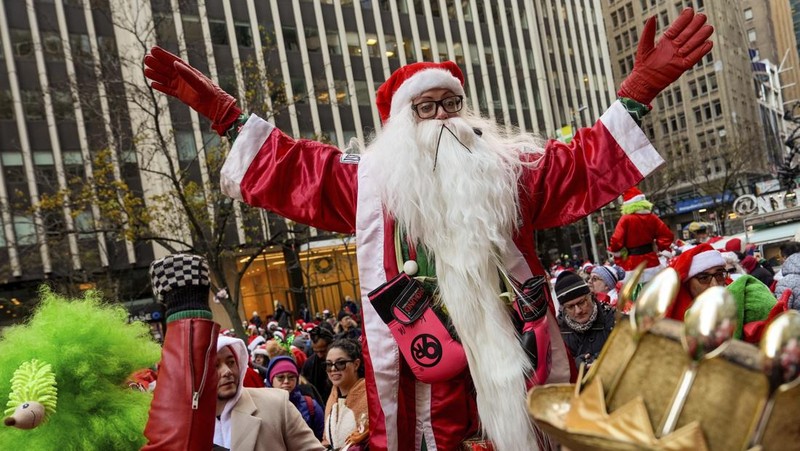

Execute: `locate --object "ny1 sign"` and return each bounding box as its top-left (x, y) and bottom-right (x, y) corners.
top-left (733, 189), bottom-right (800, 216)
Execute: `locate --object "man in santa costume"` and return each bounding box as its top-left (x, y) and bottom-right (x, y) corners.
top-left (608, 186), bottom-right (675, 283)
top-left (144, 8), bottom-right (712, 451)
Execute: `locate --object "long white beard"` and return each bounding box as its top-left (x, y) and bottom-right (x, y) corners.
top-left (367, 108), bottom-right (541, 451)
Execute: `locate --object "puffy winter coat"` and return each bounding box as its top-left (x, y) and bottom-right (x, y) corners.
top-left (775, 253), bottom-right (800, 310)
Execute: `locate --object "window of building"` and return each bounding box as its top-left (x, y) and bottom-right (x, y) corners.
top-left (1, 153), bottom-right (23, 166)
top-left (63, 151), bottom-right (82, 165)
top-left (154, 14), bottom-right (177, 44)
top-left (69, 33), bottom-right (92, 62)
top-left (10, 29), bottom-right (33, 58)
top-left (743, 7), bottom-right (753, 21)
top-left (175, 131), bottom-right (197, 161)
top-left (291, 78), bottom-right (308, 102)
top-left (354, 80), bottom-right (370, 105)
top-left (22, 90), bottom-right (45, 120)
top-left (33, 151), bottom-right (54, 165)
top-left (365, 34), bottom-right (380, 58)
top-left (74, 210), bottom-right (94, 240)
top-left (209, 20), bottom-right (228, 45)
top-left (383, 34), bottom-right (398, 59)
top-left (405, 39), bottom-right (417, 62)
top-left (305, 27), bottom-right (321, 52)
top-left (0, 90), bottom-right (14, 120)
top-left (712, 99), bottom-right (722, 116)
top-left (13, 215), bottom-right (37, 245)
top-left (346, 32), bottom-right (361, 56)
top-left (420, 41), bottom-right (433, 61)
top-left (42, 32), bottom-right (64, 60)
top-left (282, 27), bottom-right (299, 51)
top-left (235, 23), bottom-right (253, 47)
top-left (747, 29), bottom-right (756, 43)
top-left (327, 32), bottom-right (341, 55)
top-left (52, 90), bottom-right (75, 120)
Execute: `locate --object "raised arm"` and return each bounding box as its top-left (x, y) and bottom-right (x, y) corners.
top-left (144, 47), bottom-right (358, 233)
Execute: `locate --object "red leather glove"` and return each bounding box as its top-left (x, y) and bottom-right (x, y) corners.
top-left (144, 46), bottom-right (241, 136)
top-left (618, 8), bottom-right (714, 106)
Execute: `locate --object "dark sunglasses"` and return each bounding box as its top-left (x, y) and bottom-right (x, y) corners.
top-left (324, 360), bottom-right (353, 372)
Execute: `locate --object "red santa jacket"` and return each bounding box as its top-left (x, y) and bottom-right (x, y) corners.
top-left (219, 101), bottom-right (663, 451)
top-left (608, 211), bottom-right (674, 272)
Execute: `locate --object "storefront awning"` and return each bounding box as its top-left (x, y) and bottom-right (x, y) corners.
top-left (713, 221), bottom-right (800, 249)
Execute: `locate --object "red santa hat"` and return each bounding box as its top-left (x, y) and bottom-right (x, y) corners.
top-left (724, 238), bottom-right (742, 253)
top-left (375, 61), bottom-right (466, 123)
top-left (670, 243), bottom-right (726, 282)
top-left (622, 186), bottom-right (646, 205)
top-left (667, 243), bottom-right (726, 320)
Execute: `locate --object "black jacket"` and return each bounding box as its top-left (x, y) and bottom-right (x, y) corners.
top-left (559, 302), bottom-right (615, 367)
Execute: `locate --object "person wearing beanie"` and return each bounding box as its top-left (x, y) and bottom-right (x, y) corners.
top-left (588, 265), bottom-right (625, 307)
top-left (667, 245), bottom-right (776, 341)
top-left (144, 10), bottom-right (713, 448)
top-left (266, 355), bottom-right (325, 440)
top-left (143, 254), bottom-right (323, 451)
top-left (608, 186), bottom-right (675, 284)
top-left (555, 271), bottom-right (616, 369)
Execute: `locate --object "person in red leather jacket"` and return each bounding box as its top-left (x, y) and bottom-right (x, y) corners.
top-left (143, 9), bottom-right (713, 451)
top-left (142, 254), bottom-right (322, 451)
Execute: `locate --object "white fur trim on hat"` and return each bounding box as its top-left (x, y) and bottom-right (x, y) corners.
top-left (687, 250), bottom-right (726, 279)
top-left (623, 194), bottom-right (646, 204)
top-left (390, 68), bottom-right (465, 120)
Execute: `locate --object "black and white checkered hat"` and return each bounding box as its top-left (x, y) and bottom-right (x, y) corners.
top-left (149, 253), bottom-right (210, 301)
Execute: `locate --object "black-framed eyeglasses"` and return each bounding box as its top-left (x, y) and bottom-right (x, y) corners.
top-left (693, 270), bottom-right (728, 284)
top-left (324, 360), bottom-right (353, 372)
top-left (563, 295), bottom-right (592, 312)
top-left (411, 95), bottom-right (463, 119)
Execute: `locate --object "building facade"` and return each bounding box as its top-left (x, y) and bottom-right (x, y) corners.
top-left (0, 0), bottom-right (617, 326)
top-left (603, 0), bottom-right (775, 236)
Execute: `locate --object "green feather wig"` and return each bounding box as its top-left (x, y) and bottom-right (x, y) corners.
top-left (621, 199), bottom-right (653, 215)
top-left (0, 286), bottom-right (161, 450)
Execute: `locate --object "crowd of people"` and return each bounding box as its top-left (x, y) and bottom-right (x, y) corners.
top-left (136, 7), bottom-right (732, 450)
top-left (546, 225), bottom-right (796, 371)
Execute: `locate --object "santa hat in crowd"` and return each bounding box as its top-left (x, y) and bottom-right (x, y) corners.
top-left (724, 238), bottom-right (742, 254)
top-left (252, 344), bottom-right (268, 358)
top-left (667, 243), bottom-right (726, 320)
top-left (621, 186), bottom-right (653, 215)
top-left (622, 187), bottom-right (646, 204)
top-left (375, 61), bottom-right (465, 123)
top-left (740, 255), bottom-right (758, 273)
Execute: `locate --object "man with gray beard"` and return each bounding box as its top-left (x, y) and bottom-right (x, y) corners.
top-left (144, 8), bottom-right (713, 451)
